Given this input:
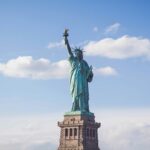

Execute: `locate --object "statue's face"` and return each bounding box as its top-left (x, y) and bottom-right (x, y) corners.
top-left (76, 51), bottom-right (83, 60)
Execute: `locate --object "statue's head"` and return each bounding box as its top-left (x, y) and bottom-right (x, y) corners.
top-left (74, 47), bottom-right (83, 60)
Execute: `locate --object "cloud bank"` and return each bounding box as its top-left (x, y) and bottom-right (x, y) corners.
top-left (0, 56), bottom-right (116, 79)
top-left (0, 109), bottom-right (149, 150)
top-left (0, 114), bottom-right (59, 150)
top-left (97, 109), bottom-right (150, 150)
top-left (84, 35), bottom-right (150, 59)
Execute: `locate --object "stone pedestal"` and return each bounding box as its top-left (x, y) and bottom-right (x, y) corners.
top-left (58, 111), bottom-right (100, 150)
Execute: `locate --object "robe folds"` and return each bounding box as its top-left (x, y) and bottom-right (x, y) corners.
top-left (68, 55), bottom-right (92, 112)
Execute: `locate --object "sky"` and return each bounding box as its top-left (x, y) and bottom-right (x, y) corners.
top-left (0, 0), bottom-right (150, 150)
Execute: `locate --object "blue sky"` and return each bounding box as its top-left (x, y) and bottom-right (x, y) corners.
top-left (0, 1), bottom-right (150, 149)
top-left (0, 0), bottom-right (150, 115)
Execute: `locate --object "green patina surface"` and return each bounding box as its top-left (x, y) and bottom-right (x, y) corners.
top-left (64, 29), bottom-right (93, 113)
top-left (68, 55), bottom-right (93, 112)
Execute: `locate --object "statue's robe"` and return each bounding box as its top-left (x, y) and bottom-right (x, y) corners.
top-left (68, 55), bottom-right (92, 112)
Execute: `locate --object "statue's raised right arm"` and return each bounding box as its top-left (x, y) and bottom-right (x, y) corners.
top-left (63, 29), bottom-right (73, 56)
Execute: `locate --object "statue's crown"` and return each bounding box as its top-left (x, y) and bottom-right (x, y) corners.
top-left (73, 47), bottom-right (84, 54)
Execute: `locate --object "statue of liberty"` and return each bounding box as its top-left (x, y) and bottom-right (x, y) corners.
top-left (63, 29), bottom-right (93, 113)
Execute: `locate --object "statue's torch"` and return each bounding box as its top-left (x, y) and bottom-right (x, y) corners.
top-left (63, 29), bottom-right (69, 45)
top-left (63, 29), bottom-right (69, 37)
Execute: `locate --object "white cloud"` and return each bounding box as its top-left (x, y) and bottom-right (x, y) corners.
top-left (47, 40), bottom-right (65, 49)
top-left (0, 114), bottom-right (60, 150)
top-left (94, 66), bottom-right (118, 76)
top-left (105, 22), bottom-right (120, 34)
top-left (0, 109), bottom-right (150, 150)
top-left (84, 35), bottom-right (150, 59)
top-left (93, 26), bottom-right (99, 32)
top-left (0, 56), bottom-right (117, 79)
top-left (96, 109), bottom-right (150, 150)
top-left (0, 56), bottom-right (69, 79)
